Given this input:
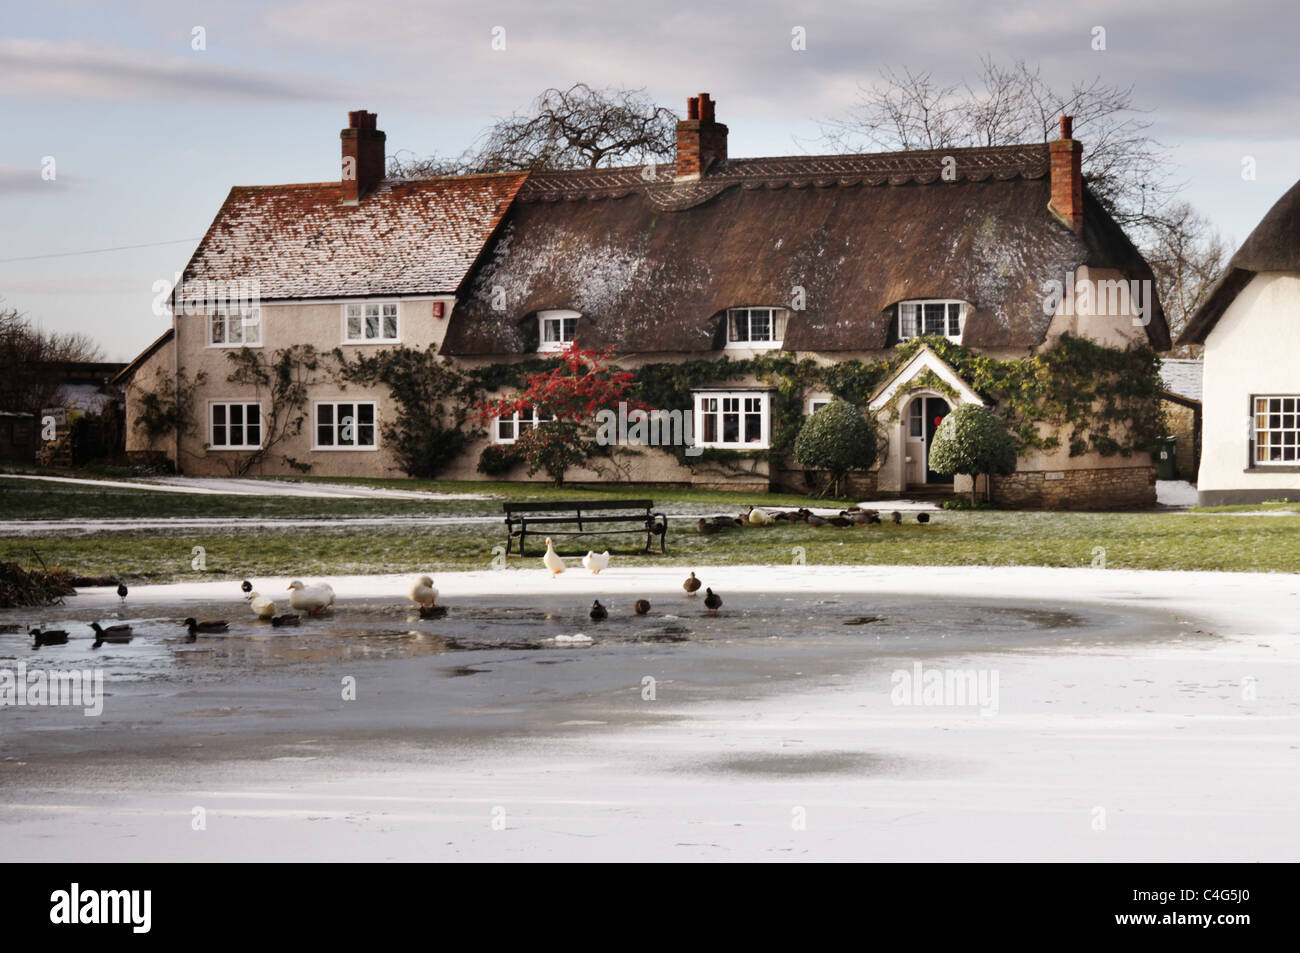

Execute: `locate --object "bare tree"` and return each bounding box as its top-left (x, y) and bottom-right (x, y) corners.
top-left (390, 83), bottom-right (678, 177)
top-left (0, 305), bottom-right (105, 416)
top-left (1141, 202), bottom-right (1227, 353)
top-left (822, 57), bottom-right (1175, 232)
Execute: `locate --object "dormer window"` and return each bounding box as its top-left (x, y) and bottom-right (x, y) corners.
top-left (725, 307), bottom-right (787, 349)
top-left (538, 310), bottom-right (579, 353)
top-left (898, 300), bottom-right (966, 343)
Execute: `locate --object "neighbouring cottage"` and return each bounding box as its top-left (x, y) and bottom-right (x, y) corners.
top-left (1180, 177), bottom-right (1300, 505)
top-left (120, 96), bottom-right (1170, 507)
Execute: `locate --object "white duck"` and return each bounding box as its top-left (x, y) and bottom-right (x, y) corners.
top-left (287, 580), bottom-right (335, 616)
top-left (748, 507), bottom-right (773, 526)
top-left (408, 575), bottom-right (439, 607)
top-left (581, 550), bottom-right (610, 574)
top-left (246, 591), bottom-right (276, 619)
top-left (542, 538), bottom-right (565, 576)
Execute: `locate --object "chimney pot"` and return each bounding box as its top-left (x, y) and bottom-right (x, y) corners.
top-left (687, 96), bottom-right (700, 120)
top-left (676, 92), bottom-right (727, 180)
top-left (1059, 115), bottom-right (1073, 140)
top-left (340, 109), bottom-right (386, 203)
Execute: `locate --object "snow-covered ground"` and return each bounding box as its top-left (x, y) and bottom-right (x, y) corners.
top-left (1156, 479), bottom-right (1199, 507)
top-left (2, 564), bottom-right (1298, 861)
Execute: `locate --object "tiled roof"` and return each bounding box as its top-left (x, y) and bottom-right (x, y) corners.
top-left (1159, 358), bottom-right (1204, 402)
top-left (178, 173), bottom-right (528, 301)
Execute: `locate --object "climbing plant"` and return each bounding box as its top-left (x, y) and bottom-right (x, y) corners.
top-left (130, 367), bottom-right (207, 449)
top-left (223, 345), bottom-right (329, 475)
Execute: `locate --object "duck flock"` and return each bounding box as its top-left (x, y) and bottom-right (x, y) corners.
top-left (699, 505), bottom-right (932, 534)
top-left (24, 546), bottom-right (725, 650)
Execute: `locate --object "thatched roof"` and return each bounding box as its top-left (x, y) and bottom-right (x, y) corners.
top-left (442, 144), bottom-right (1167, 355)
top-left (1180, 177), bottom-right (1300, 344)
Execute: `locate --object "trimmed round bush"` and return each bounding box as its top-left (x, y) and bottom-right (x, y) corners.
top-left (927, 404), bottom-right (1018, 503)
top-left (793, 399), bottom-right (879, 497)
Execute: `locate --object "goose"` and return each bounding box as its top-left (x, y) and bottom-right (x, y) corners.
top-left (90, 622), bottom-right (133, 647)
top-left (683, 571), bottom-right (702, 596)
top-left (589, 600), bottom-right (608, 622)
top-left (116, 582), bottom-right (128, 605)
top-left (246, 591), bottom-right (276, 619)
top-left (581, 550), bottom-right (610, 574)
top-left (240, 579), bottom-right (253, 595)
top-left (634, 599), bottom-right (651, 615)
top-left (287, 580), bottom-right (335, 615)
top-left (270, 613), bottom-right (301, 627)
top-left (30, 627), bottom-right (69, 648)
top-left (703, 588), bottom-right (723, 616)
top-left (917, 512), bottom-right (931, 524)
top-left (542, 538), bottom-right (565, 576)
top-left (408, 575), bottom-right (439, 607)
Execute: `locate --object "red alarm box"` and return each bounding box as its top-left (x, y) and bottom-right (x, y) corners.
top-left (431, 301), bottom-right (445, 318)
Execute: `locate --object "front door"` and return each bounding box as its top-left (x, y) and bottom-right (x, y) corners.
top-left (906, 395), bottom-right (952, 485)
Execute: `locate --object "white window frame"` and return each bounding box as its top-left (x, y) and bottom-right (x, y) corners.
top-left (206, 309), bottom-right (262, 348)
top-left (537, 309), bottom-right (580, 353)
top-left (342, 301), bottom-right (400, 344)
top-left (208, 401), bottom-right (263, 450)
top-left (492, 406), bottom-right (551, 444)
top-left (806, 396), bottom-right (832, 416)
top-left (313, 400), bottom-right (378, 451)
top-left (1252, 395), bottom-right (1300, 466)
top-left (897, 300), bottom-right (967, 343)
top-left (725, 307), bottom-right (787, 350)
top-left (693, 390), bottom-right (771, 450)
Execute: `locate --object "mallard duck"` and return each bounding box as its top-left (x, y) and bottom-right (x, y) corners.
top-left (408, 575), bottom-right (439, 607)
top-left (806, 513), bottom-right (827, 528)
top-left (183, 617), bottom-right (229, 636)
top-left (917, 512), bottom-right (931, 524)
top-left (683, 571), bottom-right (702, 596)
top-left (246, 591), bottom-right (276, 619)
top-left (581, 550), bottom-right (610, 574)
top-left (116, 582), bottom-right (128, 605)
top-left (30, 627), bottom-right (69, 648)
top-left (240, 579), bottom-right (253, 595)
top-left (697, 518), bottom-right (722, 536)
top-left (704, 588), bottom-right (722, 615)
top-left (589, 600), bottom-right (608, 621)
top-left (890, 511), bottom-right (902, 525)
top-left (844, 510), bottom-right (871, 525)
top-left (270, 613), bottom-right (301, 627)
top-left (287, 580), bottom-right (335, 615)
top-left (90, 622), bottom-right (133, 647)
top-left (542, 538), bottom-right (565, 576)
top-left (828, 516), bottom-right (853, 528)
top-left (418, 604), bottom-right (448, 619)
top-left (634, 599), bottom-right (651, 615)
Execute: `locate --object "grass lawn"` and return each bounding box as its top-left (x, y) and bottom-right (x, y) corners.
top-left (2, 474), bottom-right (1297, 581)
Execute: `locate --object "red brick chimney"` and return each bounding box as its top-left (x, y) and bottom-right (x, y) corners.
top-left (675, 93), bottom-right (728, 180)
top-left (1048, 115), bottom-right (1083, 234)
top-left (340, 110), bottom-right (386, 203)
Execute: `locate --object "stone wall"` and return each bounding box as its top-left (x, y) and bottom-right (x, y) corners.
top-left (990, 466), bottom-right (1155, 509)
top-left (773, 467), bottom-right (878, 499)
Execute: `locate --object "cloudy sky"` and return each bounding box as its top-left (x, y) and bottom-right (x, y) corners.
top-left (2, 0), bottom-right (1297, 361)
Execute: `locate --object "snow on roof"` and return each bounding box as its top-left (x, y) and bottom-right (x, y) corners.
top-left (1159, 358), bottom-right (1203, 402)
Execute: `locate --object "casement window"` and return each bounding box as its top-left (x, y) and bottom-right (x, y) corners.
top-left (1252, 395), bottom-right (1300, 465)
top-left (344, 302), bottom-right (399, 343)
top-left (693, 391), bottom-right (770, 449)
top-left (314, 401), bottom-right (377, 450)
top-left (493, 406), bottom-right (551, 444)
top-left (898, 300), bottom-right (966, 343)
top-left (807, 397), bottom-right (832, 416)
top-left (726, 307), bottom-right (787, 349)
top-left (538, 310), bottom-right (579, 352)
top-left (208, 309), bottom-right (262, 347)
top-left (209, 402), bottom-right (262, 450)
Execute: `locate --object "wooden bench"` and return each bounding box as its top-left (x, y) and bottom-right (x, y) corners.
top-left (503, 499), bottom-right (668, 556)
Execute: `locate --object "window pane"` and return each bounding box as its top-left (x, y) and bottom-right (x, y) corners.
top-left (364, 306), bottom-right (379, 339)
top-left (923, 303), bottom-right (945, 335)
top-left (722, 397), bottom-right (739, 443)
top-left (750, 309), bottom-right (771, 341)
top-left (383, 305), bottom-right (398, 339)
top-left (212, 405), bottom-right (226, 446)
top-left (211, 315), bottom-right (225, 344)
top-left (244, 311), bottom-right (261, 345)
top-left (543, 320), bottom-right (558, 343)
top-left (358, 404), bottom-right (375, 446)
top-left (246, 405), bottom-right (261, 447)
top-left (317, 404), bottom-right (334, 446)
top-left (900, 304), bottom-right (918, 339)
top-left (730, 311), bottom-right (749, 342)
top-left (497, 418), bottom-right (513, 441)
top-left (744, 398), bottom-right (763, 442)
top-left (701, 398), bottom-right (717, 443)
top-left (338, 403), bottom-right (355, 445)
top-left (948, 303), bottom-right (962, 336)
